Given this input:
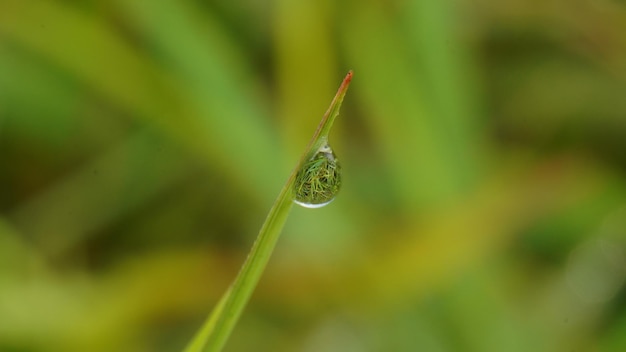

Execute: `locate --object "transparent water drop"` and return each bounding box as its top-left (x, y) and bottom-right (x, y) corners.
top-left (293, 144), bottom-right (342, 208)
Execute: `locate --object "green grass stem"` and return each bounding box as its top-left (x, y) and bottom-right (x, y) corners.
top-left (183, 71), bottom-right (353, 352)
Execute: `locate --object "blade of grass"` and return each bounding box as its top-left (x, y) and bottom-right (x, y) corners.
top-left (183, 71), bottom-right (353, 352)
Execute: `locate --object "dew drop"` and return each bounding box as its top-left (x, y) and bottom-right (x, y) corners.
top-left (293, 144), bottom-right (342, 208)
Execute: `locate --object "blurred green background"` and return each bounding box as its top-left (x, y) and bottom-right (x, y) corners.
top-left (2, 0), bottom-right (626, 351)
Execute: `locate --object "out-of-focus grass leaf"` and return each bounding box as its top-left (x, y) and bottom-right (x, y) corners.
top-left (117, 0), bottom-right (285, 197)
top-left (273, 0), bottom-right (337, 155)
top-left (0, 0), bottom-right (281, 201)
top-left (403, 0), bottom-right (485, 186)
top-left (0, 48), bottom-right (77, 144)
top-left (10, 132), bottom-right (190, 255)
top-left (341, 0), bottom-right (485, 210)
top-left (0, 220), bottom-right (232, 352)
top-left (342, 3), bottom-right (448, 208)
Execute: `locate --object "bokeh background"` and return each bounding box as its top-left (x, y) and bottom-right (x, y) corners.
top-left (2, 0), bottom-right (626, 351)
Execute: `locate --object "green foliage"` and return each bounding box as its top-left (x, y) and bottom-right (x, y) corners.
top-left (1, 0), bottom-right (626, 352)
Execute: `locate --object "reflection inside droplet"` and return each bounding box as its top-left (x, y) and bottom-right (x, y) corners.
top-left (293, 144), bottom-right (342, 209)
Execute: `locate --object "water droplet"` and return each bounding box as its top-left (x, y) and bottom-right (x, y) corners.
top-left (293, 144), bottom-right (342, 208)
